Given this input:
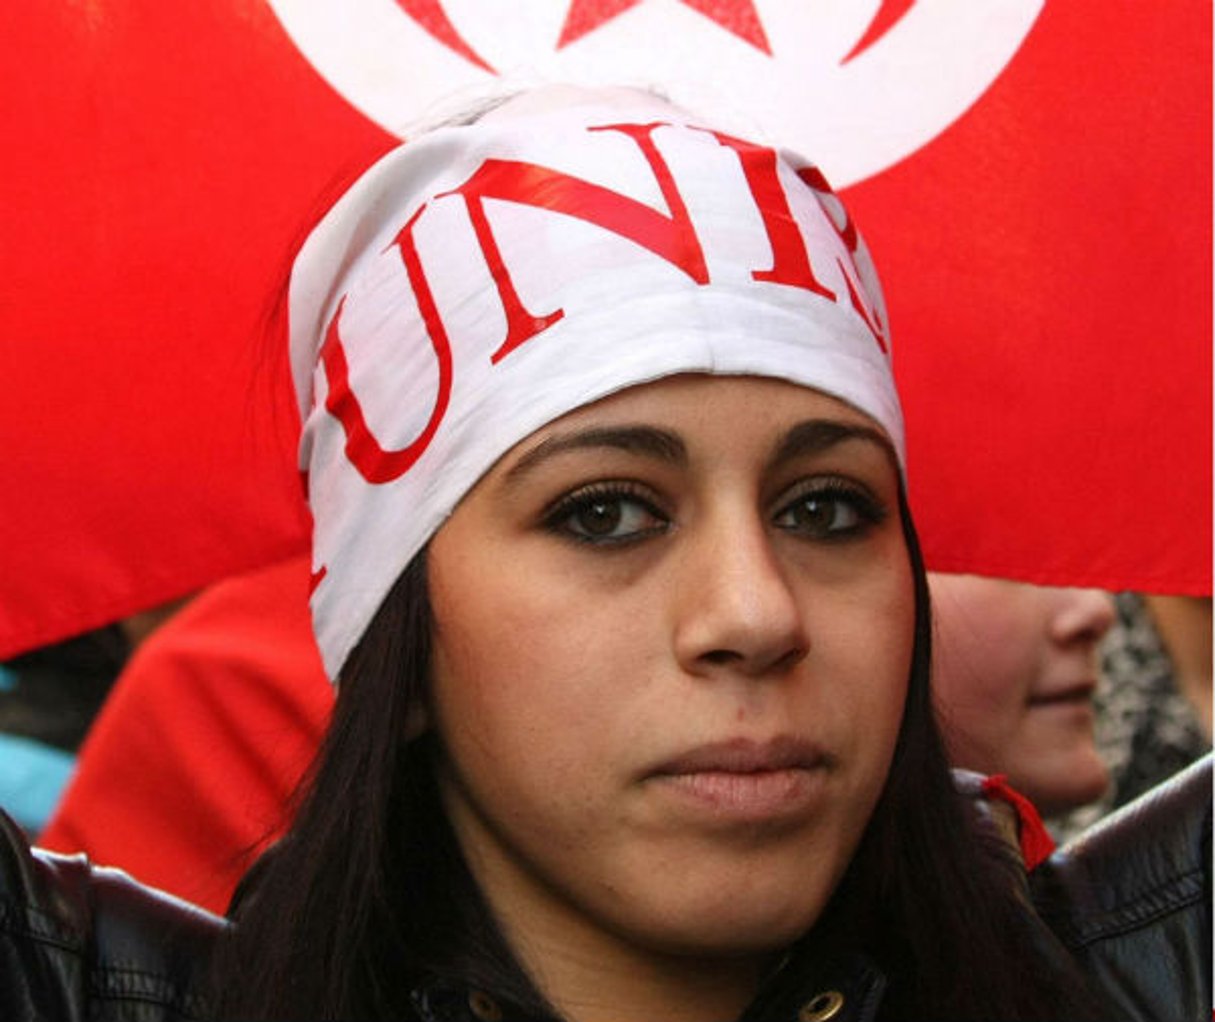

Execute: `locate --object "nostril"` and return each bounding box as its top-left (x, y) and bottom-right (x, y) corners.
top-left (697, 644), bottom-right (807, 672)
top-left (1077, 622), bottom-right (1107, 645)
top-left (776, 645), bottom-right (809, 671)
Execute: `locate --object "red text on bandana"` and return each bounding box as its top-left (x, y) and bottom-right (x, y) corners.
top-left (322, 122), bottom-right (884, 485)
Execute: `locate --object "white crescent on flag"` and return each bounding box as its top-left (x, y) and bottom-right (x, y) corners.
top-left (264, 0), bottom-right (1042, 186)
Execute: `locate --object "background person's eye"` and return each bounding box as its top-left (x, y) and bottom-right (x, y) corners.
top-left (546, 486), bottom-right (668, 545)
top-left (773, 482), bottom-right (884, 539)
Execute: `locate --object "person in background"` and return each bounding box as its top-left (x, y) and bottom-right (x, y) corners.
top-left (1051, 591), bottom-right (1211, 841)
top-left (38, 555), bottom-right (331, 914)
top-left (0, 626), bottom-right (130, 835)
top-left (1144, 595), bottom-right (1212, 741)
top-left (0, 594), bottom-right (187, 838)
top-left (929, 573), bottom-right (1116, 820)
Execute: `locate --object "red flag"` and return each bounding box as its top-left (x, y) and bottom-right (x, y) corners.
top-left (3, 5), bottom-right (394, 656)
top-left (2, 1), bottom-right (1208, 659)
top-left (846, 0), bottom-right (1212, 594)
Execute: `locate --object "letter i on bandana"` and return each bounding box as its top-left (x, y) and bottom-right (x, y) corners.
top-left (290, 84), bottom-right (905, 681)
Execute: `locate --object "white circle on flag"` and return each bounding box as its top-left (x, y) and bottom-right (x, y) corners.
top-left (265, 0), bottom-right (1042, 187)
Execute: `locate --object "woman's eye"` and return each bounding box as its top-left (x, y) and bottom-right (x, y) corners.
top-left (546, 488), bottom-right (667, 545)
top-left (773, 485), bottom-right (882, 539)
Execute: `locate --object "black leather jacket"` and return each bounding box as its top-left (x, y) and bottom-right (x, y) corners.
top-left (1, 758), bottom-right (1209, 1021)
top-left (1031, 754), bottom-right (1212, 1022)
top-left (0, 814), bottom-right (220, 1021)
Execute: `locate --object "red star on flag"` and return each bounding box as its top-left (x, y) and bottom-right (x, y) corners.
top-left (558, 0), bottom-right (771, 54)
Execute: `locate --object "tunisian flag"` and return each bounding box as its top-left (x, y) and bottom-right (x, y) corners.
top-left (2, 1), bottom-right (1209, 658)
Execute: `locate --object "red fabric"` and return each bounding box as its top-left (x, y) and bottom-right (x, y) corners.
top-left (845, 1), bottom-right (1212, 596)
top-left (2, 5), bottom-right (395, 657)
top-left (2, 2), bottom-right (1209, 659)
top-left (980, 774), bottom-right (1057, 872)
top-left (38, 556), bottom-right (332, 914)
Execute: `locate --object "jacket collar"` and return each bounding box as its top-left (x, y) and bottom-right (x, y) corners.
top-left (409, 946), bottom-right (887, 1022)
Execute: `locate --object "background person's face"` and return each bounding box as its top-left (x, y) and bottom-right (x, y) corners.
top-left (427, 375), bottom-right (913, 984)
top-left (930, 574), bottom-right (1114, 815)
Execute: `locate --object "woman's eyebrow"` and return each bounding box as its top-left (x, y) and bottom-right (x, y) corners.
top-left (505, 426), bottom-right (687, 482)
top-left (768, 420), bottom-right (897, 472)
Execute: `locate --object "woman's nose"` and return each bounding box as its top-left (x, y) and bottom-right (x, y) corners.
top-left (672, 514), bottom-right (809, 678)
top-left (1048, 588), bottom-right (1116, 647)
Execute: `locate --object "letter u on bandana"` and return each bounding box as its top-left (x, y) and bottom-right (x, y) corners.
top-left (290, 85), bottom-right (905, 680)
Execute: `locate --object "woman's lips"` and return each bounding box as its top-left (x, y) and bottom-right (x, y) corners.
top-left (644, 737), bottom-right (830, 822)
top-left (1027, 680), bottom-right (1097, 708)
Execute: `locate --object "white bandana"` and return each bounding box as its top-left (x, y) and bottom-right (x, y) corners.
top-left (291, 86), bottom-right (903, 680)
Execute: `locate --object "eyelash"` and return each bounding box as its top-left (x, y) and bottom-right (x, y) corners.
top-left (542, 482), bottom-right (670, 546)
top-left (771, 477), bottom-right (887, 541)
top-left (543, 477), bottom-right (886, 547)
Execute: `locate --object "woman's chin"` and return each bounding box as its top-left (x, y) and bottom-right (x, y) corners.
top-left (1020, 749), bottom-right (1110, 817)
top-left (619, 889), bottom-right (825, 961)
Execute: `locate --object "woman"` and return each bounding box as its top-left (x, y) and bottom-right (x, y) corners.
top-left (211, 86), bottom-right (1110, 1020)
top-left (930, 574), bottom-right (1115, 818)
top-left (1, 86), bottom-right (1114, 1021)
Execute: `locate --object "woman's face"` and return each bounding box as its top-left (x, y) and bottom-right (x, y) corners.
top-left (930, 574), bottom-right (1114, 816)
top-left (427, 375), bottom-right (912, 976)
